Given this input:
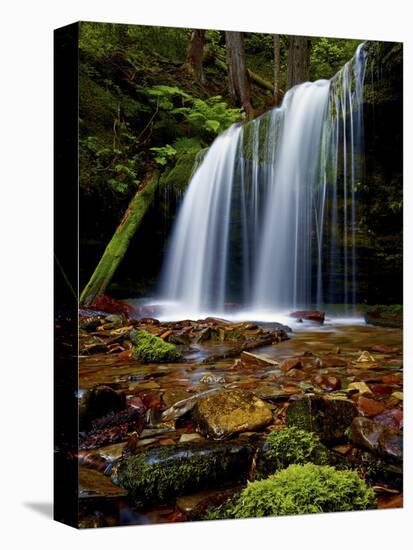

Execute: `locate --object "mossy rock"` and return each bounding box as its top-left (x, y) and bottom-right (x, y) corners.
top-left (130, 329), bottom-right (183, 363)
top-left (206, 464), bottom-right (376, 519)
top-left (286, 395), bottom-right (358, 442)
top-left (112, 440), bottom-right (254, 503)
top-left (159, 146), bottom-right (203, 195)
top-left (364, 305), bottom-right (403, 328)
top-left (255, 427), bottom-right (330, 479)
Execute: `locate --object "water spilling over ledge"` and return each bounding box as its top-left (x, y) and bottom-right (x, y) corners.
top-left (159, 45), bottom-right (367, 320)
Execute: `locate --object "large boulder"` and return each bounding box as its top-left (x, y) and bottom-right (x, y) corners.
top-left (112, 440), bottom-right (254, 503)
top-left (286, 394), bottom-right (358, 442)
top-left (192, 389), bottom-right (273, 440)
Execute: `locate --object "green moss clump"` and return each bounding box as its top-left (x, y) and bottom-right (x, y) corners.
top-left (131, 330), bottom-right (183, 363)
top-left (256, 427), bottom-right (329, 479)
top-left (206, 464), bottom-right (376, 520)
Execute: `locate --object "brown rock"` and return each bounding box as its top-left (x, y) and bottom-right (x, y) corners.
top-left (280, 357), bottom-right (303, 373)
top-left (290, 310), bottom-right (325, 323)
top-left (371, 344), bottom-right (395, 353)
top-left (356, 396), bottom-right (386, 417)
top-left (310, 374), bottom-right (341, 392)
top-left (351, 417), bottom-right (382, 453)
top-left (192, 389), bottom-right (273, 439)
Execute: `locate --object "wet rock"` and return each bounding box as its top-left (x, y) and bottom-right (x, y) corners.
top-left (365, 305), bottom-right (402, 329)
top-left (379, 427), bottom-right (403, 462)
top-left (351, 417), bottom-right (382, 453)
top-left (280, 357), bottom-right (302, 373)
top-left (286, 394), bottom-right (358, 442)
top-left (179, 433), bottom-right (205, 443)
top-left (240, 351), bottom-right (279, 368)
top-left (161, 388), bottom-right (222, 422)
top-left (371, 344), bottom-right (395, 353)
top-left (356, 395), bottom-right (386, 417)
top-left (347, 382), bottom-right (372, 394)
top-left (192, 389), bottom-right (273, 439)
top-left (80, 407), bottom-right (145, 450)
top-left (90, 295), bottom-right (141, 318)
top-left (313, 356), bottom-right (348, 368)
top-left (370, 384), bottom-right (393, 395)
top-left (162, 389), bottom-right (190, 408)
top-left (290, 310), bottom-right (325, 323)
top-left (382, 374), bottom-right (402, 384)
top-left (79, 385), bottom-right (125, 431)
top-left (374, 408), bottom-right (403, 430)
top-left (310, 374), bottom-right (341, 392)
top-left (392, 391), bottom-right (403, 401)
top-left (197, 327), bottom-right (218, 342)
top-left (351, 417), bottom-right (403, 462)
top-left (79, 466), bottom-right (127, 500)
top-left (167, 331), bottom-right (191, 345)
top-left (113, 440), bottom-right (255, 502)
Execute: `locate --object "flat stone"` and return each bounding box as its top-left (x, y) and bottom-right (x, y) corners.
top-left (240, 351), bottom-right (279, 368)
top-left (79, 466), bottom-right (127, 499)
top-left (179, 433), bottom-right (205, 443)
top-left (192, 389), bottom-right (273, 439)
top-left (162, 389), bottom-right (190, 408)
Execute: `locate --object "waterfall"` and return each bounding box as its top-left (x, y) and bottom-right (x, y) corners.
top-left (158, 44), bottom-right (367, 319)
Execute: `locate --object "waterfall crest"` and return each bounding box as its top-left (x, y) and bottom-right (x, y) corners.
top-left (159, 44), bottom-right (367, 319)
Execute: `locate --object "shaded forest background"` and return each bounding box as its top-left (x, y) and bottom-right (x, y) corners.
top-left (78, 22), bottom-right (402, 305)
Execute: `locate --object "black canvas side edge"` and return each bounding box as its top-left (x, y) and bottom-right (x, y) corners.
top-left (54, 21), bottom-right (80, 529)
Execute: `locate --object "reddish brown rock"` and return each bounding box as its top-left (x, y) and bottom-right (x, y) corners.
top-left (290, 310), bottom-right (325, 323)
top-left (381, 374), bottom-right (402, 385)
top-left (310, 374), bottom-right (341, 392)
top-left (356, 395), bottom-right (387, 417)
top-left (280, 357), bottom-right (303, 373)
top-left (370, 384), bottom-right (393, 395)
top-left (90, 295), bottom-right (140, 318)
top-left (313, 357), bottom-right (348, 368)
top-left (371, 344), bottom-right (395, 353)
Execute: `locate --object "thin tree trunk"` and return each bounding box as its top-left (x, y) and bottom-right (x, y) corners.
top-left (183, 29), bottom-right (205, 83)
top-left (79, 171), bottom-right (159, 306)
top-left (273, 34), bottom-right (281, 105)
top-left (225, 31), bottom-right (253, 119)
top-left (286, 35), bottom-right (311, 90)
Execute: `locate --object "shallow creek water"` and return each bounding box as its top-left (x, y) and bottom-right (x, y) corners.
top-left (78, 321), bottom-right (403, 527)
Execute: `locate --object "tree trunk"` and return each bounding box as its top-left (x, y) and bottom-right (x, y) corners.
top-left (273, 34), bottom-right (281, 105)
top-left (183, 29), bottom-right (205, 83)
top-left (286, 36), bottom-right (311, 90)
top-left (225, 31), bottom-right (253, 119)
top-left (79, 171), bottom-right (159, 306)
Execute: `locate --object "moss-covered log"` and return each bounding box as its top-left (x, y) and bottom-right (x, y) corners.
top-left (79, 171), bottom-right (158, 306)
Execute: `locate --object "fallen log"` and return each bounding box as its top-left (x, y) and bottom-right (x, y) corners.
top-left (79, 171), bottom-right (158, 306)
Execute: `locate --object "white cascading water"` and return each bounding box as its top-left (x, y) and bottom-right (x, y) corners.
top-left (158, 44), bottom-right (367, 320)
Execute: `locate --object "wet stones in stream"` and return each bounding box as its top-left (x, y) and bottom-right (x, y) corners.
top-left (192, 389), bottom-right (273, 439)
top-left (112, 440), bottom-right (255, 503)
